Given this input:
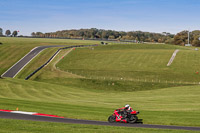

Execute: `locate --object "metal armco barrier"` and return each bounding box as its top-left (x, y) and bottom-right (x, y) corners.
top-left (25, 44), bottom-right (98, 80)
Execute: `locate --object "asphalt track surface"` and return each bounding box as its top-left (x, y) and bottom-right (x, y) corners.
top-left (1, 45), bottom-right (64, 78)
top-left (0, 112), bottom-right (200, 131)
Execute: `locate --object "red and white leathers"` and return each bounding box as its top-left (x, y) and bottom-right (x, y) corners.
top-left (126, 106), bottom-right (133, 113)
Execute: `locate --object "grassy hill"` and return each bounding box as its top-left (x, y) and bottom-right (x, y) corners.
top-left (0, 37), bottom-right (99, 75)
top-left (0, 38), bottom-right (200, 132)
top-left (57, 44), bottom-right (200, 83)
top-left (17, 43), bottom-right (187, 91)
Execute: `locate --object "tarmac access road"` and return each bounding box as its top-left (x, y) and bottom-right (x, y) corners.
top-left (0, 111), bottom-right (200, 131)
top-left (1, 45), bottom-right (65, 78)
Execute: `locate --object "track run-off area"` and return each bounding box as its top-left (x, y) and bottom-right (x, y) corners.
top-left (0, 110), bottom-right (200, 131)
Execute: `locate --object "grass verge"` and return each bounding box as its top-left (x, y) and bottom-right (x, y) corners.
top-left (0, 119), bottom-right (199, 133)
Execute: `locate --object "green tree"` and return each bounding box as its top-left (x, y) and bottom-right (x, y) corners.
top-left (5, 30), bottom-right (11, 36)
top-left (190, 30), bottom-right (200, 46)
top-left (174, 31), bottom-right (188, 46)
top-left (102, 31), bottom-right (109, 39)
top-left (35, 32), bottom-right (43, 37)
top-left (192, 36), bottom-right (200, 47)
top-left (0, 28), bottom-right (3, 36)
top-left (165, 38), bottom-right (174, 44)
top-left (31, 32), bottom-right (36, 37)
top-left (12, 31), bottom-right (18, 37)
top-left (45, 33), bottom-right (50, 38)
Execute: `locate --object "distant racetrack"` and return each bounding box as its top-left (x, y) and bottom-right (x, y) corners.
top-left (0, 111), bottom-right (200, 131)
top-left (1, 45), bottom-right (64, 78)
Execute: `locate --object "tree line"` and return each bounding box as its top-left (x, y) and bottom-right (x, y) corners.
top-left (1, 27), bottom-right (200, 46)
top-left (0, 28), bottom-right (18, 37)
top-left (174, 30), bottom-right (200, 47)
top-left (31, 28), bottom-right (174, 44)
top-left (31, 28), bottom-right (199, 46)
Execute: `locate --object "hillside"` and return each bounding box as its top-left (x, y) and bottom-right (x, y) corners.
top-left (56, 44), bottom-right (200, 84)
top-left (0, 38), bottom-right (200, 132)
top-left (17, 43), bottom-right (192, 91)
top-left (0, 37), bottom-right (100, 75)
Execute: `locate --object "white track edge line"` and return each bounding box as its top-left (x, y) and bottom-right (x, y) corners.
top-left (11, 111), bottom-right (37, 115)
top-left (44, 47), bottom-right (73, 68)
top-left (1, 46), bottom-right (39, 77)
top-left (53, 48), bottom-right (73, 67)
top-left (44, 50), bottom-right (61, 67)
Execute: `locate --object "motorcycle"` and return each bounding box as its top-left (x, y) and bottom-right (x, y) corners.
top-left (108, 108), bottom-right (139, 123)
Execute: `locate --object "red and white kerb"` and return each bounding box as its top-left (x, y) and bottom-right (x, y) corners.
top-left (0, 109), bottom-right (64, 118)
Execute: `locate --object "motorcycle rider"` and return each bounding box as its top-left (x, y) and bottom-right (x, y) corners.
top-left (114, 104), bottom-right (133, 123)
top-left (124, 104), bottom-right (133, 113)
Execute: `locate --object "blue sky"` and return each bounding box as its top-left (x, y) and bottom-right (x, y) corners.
top-left (0, 0), bottom-right (200, 35)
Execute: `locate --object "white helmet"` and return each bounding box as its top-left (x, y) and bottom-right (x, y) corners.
top-left (125, 104), bottom-right (130, 108)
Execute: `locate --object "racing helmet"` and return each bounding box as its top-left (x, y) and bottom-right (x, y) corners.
top-left (125, 104), bottom-right (130, 108)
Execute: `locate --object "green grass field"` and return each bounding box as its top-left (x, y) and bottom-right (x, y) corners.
top-left (0, 37), bottom-right (200, 132)
top-left (0, 77), bottom-right (200, 127)
top-left (1, 119), bottom-right (198, 133)
top-left (57, 44), bottom-right (200, 83)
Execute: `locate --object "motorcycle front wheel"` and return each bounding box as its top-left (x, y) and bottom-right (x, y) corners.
top-left (108, 115), bottom-right (116, 123)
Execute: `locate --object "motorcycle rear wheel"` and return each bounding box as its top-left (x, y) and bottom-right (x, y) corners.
top-left (108, 115), bottom-right (116, 123)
